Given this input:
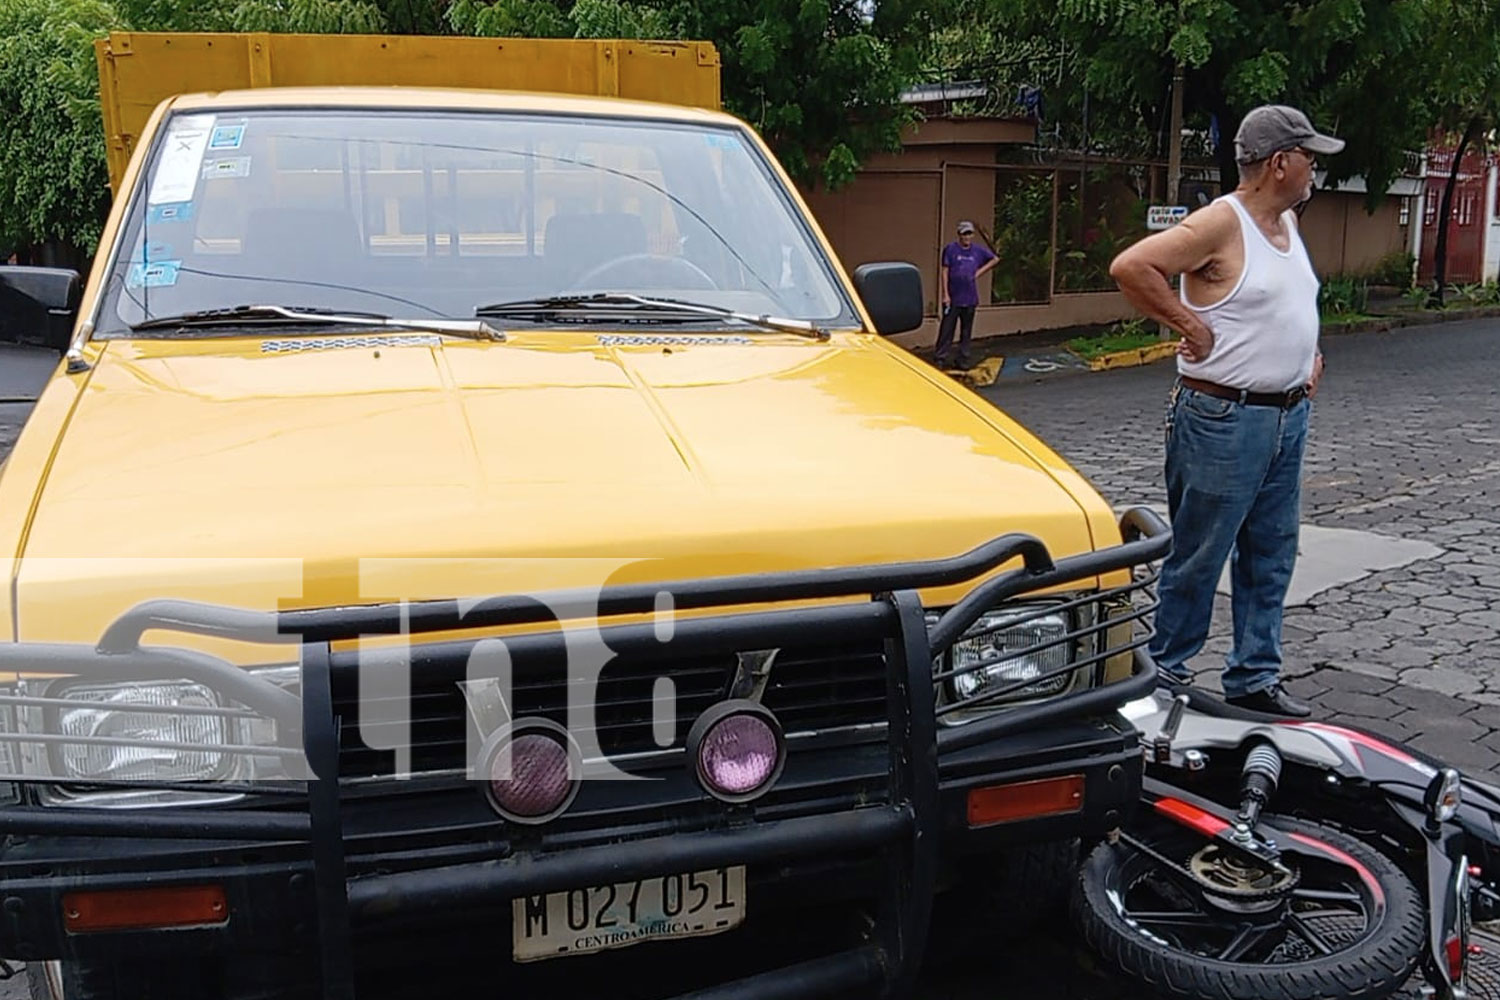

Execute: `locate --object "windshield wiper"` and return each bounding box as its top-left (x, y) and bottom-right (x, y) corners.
top-left (473, 294), bottom-right (828, 341)
top-left (130, 305), bottom-right (505, 341)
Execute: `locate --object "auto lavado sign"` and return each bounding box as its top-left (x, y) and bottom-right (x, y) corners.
top-left (1147, 205), bottom-right (1189, 231)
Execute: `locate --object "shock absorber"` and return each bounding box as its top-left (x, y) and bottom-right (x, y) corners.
top-left (1232, 742), bottom-right (1283, 842)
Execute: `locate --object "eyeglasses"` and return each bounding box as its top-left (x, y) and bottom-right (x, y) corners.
top-left (1282, 147), bottom-right (1317, 166)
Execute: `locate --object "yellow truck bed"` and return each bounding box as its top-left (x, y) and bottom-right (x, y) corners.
top-left (93, 31), bottom-right (722, 192)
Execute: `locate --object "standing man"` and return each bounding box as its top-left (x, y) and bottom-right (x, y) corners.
top-left (1109, 105), bottom-right (1341, 716)
top-left (934, 220), bottom-right (998, 369)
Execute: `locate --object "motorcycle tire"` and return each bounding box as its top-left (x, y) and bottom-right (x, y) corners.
top-left (1072, 814), bottom-right (1425, 1000)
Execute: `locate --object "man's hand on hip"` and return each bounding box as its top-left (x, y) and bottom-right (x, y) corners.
top-left (1307, 353), bottom-right (1324, 398)
top-left (1176, 319), bottom-right (1215, 363)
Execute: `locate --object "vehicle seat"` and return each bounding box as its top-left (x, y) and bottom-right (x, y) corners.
top-left (542, 212), bottom-right (647, 286)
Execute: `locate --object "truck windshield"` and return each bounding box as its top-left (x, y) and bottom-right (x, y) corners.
top-left (99, 109), bottom-right (858, 333)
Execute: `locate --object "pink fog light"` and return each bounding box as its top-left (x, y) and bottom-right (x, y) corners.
top-left (698, 713), bottom-right (780, 797)
top-left (488, 733), bottom-right (573, 820)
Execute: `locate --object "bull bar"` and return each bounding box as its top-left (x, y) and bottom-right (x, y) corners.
top-left (0, 507), bottom-right (1170, 999)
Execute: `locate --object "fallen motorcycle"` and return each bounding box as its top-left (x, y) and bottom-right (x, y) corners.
top-left (1073, 681), bottom-right (1500, 1000)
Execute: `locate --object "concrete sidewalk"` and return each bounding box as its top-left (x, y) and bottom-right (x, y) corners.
top-left (918, 301), bottom-right (1500, 390)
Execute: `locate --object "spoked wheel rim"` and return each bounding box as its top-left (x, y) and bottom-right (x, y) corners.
top-left (1107, 831), bottom-right (1383, 965)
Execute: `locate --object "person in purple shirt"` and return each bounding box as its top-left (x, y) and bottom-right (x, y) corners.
top-left (934, 220), bottom-right (998, 369)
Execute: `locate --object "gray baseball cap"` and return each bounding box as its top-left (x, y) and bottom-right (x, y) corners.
top-left (956, 220), bottom-right (976, 234)
top-left (1234, 105), bottom-right (1345, 164)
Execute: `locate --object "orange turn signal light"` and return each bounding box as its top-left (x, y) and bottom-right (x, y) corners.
top-left (63, 885), bottom-right (228, 933)
top-left (966, 774), bottom-right (1085, 827)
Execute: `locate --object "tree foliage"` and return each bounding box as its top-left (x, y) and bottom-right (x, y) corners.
top-left (0, 0), bottom-right (122, 258)
top-left (443, 0), bottom-right (934, 189)
top-left (12, 0), bottom-right (1500, 262)
top-left (654, 0), bottom-right (937, 188)
top-left (960, 0), bottom-right (1441, 203)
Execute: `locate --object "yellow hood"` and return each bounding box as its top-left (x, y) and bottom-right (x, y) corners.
top-left (11, 332), bottom-right (1111, 644)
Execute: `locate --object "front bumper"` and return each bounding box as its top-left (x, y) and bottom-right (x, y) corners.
top-left (0, 509), bottom-right (1168, 999)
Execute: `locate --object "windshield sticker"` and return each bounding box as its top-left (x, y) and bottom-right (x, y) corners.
top-left (146, 201), bottom-right (195, 224)
top-left (148, 114), bottom-right (214, 205)
top-left (142, 241), bottom-right (175, 263)
top-left (208, 123), bottom-right (245, 150)
top-left (202, 156), bottom-right (252, 180)
top-left (703, 133), bottom-right (742, 151)
top-left (126, 260), bottom-right (182, 289)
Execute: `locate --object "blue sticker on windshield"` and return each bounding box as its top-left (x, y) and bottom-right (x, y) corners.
top-left (147, 202), bottom-right (195, 224)
top-left (126, 260), bottom-right (182, 289)
top-left (209, 124), bottom-right (245, 150)
top-left (142, 240), bottom-right (175, 263)
top-left (704, 133), bottom-right (741, 151)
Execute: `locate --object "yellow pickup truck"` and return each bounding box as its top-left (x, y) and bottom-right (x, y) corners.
top-left (0, 31), bottom-right (1168, 1000)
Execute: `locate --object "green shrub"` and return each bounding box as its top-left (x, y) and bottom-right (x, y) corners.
top-left (1363, 250), bottom-right (1415, 289)
top-left (1065, 317), bottom-right (1161, 360)
top-left (1402, 285), bottom-right (1431, 308)
top-left (1319, 275), bottom-right (1369, 317)
top-left (1443, 281), bottom-right (1500, 306)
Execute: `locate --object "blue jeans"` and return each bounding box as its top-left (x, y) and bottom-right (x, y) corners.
top-left (1149, 383), bottom-right (1310, 698)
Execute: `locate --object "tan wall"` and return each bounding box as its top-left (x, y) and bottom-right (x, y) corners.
top-left (1299, 193), bottom-right (1408, 276)
top-left (805, 151), bottom-right (1411, 346)
top-left (890, 293), bottom-right (1136, 351)
top-left (801, 171), bottom-right (943, 312)
top-left (859, 147), bottom-right (950, 171)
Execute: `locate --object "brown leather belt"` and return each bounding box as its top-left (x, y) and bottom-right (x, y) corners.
top-left (1179, 376), bottom-right (1308, 409)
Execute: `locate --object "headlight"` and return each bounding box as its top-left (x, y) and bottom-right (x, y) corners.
top-left (950, 609), bottom-right (1071, 703)
top-left (10, 665), bottom-right (301, 808)
top-left (930, 604), bottom-right (1081, 720)
top-left (55, 681), bottom-right (230, 783)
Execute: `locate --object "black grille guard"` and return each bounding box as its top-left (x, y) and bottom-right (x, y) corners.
top-left (0, 506), bottom-right (1169, 999)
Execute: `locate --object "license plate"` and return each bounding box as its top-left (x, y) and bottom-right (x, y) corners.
top-left (512, 866), bottom-right (745, 962)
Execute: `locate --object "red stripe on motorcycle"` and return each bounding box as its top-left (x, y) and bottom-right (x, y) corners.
top-left (1292, 721), bottom-right (1420, 766)
top-left (1153, 798), bottom-right (1231, 837)
top-left (1286, 831), bottom-right (1386, 908)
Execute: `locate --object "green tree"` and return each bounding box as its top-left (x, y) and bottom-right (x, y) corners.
top-left (661, 0), bottom-right (935, 188)
top-left (446, 0), bottom-right (572, 36)
top-left (969, 0), bottom-right (1437, 201)
top-left (0, 0), bottom-right (122, 262)
top-left (117, 0), bottom-right (389, 33)
top-left (444, 0), bottom-right (934, 188)
top-left (229, 0), bottom-right (386, 32)
top-left (570, 0), bottom-right (674, 38)
top-left (1420, 0), bottom-right (1500, 303)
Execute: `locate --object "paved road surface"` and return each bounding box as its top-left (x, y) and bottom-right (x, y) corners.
top-left (978, 317), bottom-right (1500, 781)
top-left (0, 318), bottom-right (1496, 997)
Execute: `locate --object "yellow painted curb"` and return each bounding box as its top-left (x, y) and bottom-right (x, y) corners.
top-left (945, 356), bottom-right (1004, 388)
top-left (1086, 340), bottom-right (1177, 371)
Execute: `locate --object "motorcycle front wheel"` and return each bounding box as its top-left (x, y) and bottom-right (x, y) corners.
top-left (1073, 814), bottom-right (1425, 1000)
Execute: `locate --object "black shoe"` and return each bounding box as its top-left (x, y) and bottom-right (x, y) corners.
top-left (1225, 684), bottom-right (1313, 718)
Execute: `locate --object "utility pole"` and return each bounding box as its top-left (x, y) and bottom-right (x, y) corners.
top-left (1167, 61), bottom-right (1185, 203)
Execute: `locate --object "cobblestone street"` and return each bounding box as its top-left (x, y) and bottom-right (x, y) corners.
top-left (979, 316), bottom-right (1500, 780)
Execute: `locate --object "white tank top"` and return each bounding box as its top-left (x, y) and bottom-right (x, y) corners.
top-left (1178, 193), bottom-right (1320, 392)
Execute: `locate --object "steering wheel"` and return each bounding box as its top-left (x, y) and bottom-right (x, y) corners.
top-left (568, 253), bottom-right (719, 292)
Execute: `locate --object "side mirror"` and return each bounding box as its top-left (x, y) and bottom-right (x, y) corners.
top-left (853, 262), bottom-right (924, 335)
top-left (0, 266), bottom-right (82, 352)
